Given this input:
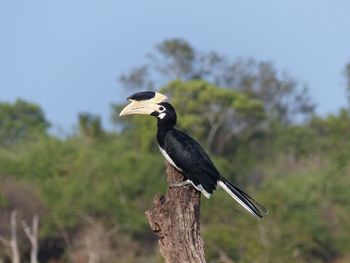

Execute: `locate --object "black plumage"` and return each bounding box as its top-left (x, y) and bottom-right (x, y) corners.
top-left (162, 129), bottom-right (219, 194)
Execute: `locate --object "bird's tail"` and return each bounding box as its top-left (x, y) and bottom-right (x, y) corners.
top-left (218, 178), bottom-right (267, 219)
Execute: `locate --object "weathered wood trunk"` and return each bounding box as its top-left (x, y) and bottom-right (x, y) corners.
top-left (145, 162), bottom-right (206, 263)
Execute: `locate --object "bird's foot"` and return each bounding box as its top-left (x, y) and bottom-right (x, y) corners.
top-left (169, 179), bottom-right (191, 187)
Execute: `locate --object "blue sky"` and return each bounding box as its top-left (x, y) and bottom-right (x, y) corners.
top-left (1, 1), bottom-right (350, 133)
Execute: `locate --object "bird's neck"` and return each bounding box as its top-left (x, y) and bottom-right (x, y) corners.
top-left (156, 118), bottom-right (175, 147)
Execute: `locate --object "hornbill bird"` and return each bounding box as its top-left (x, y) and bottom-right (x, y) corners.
top-left (119, 91), bottom-right (267, 218)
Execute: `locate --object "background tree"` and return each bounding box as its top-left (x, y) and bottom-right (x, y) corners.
top-left (217, 59), bottom-right (315, 124)
top-left (161, 80), bottom-right (265, 155)
top-left (0, 100), bottom-right (49, 146)
top-left (78, 113), bottom-right (104, 139)
top-left (119, 38), bottom-right (315, 124)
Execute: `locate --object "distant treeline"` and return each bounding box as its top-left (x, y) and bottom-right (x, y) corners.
top-left (1, 39), bottom-right (350, 263)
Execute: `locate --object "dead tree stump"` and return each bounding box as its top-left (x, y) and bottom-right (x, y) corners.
top-left (145, 162), bottom-right (206, 263)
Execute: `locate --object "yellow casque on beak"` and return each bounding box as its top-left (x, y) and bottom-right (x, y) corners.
top-left (119, 92), bottom-right (168, 117)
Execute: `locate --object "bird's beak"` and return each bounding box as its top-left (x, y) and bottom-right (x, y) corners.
top-left (119, 100), bottom-right (158, 116)
top-left (119, 92), bottom-right (167, 117)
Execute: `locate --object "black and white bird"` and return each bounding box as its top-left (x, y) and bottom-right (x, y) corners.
top-left (119, 91), bottom-right (267, 218)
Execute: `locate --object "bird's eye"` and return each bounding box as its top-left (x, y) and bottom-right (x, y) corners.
top-left (159, 106), bottom-right (165, 112)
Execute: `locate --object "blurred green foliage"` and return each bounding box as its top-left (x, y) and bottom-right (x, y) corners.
top-left (0, 99), bottom-right (49, 146)
top-left (1, 81), bottom-right (350, 262)
top-left (1, 42), bottom-right (350, 262)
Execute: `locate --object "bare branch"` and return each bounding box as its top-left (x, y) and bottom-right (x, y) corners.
top-left (22, 215), bottom-right (39, 263)
top-left (0, 235), bottom-right (10, 247)
top-left (10, 210), bottom-right (20, 263)
top-left (0, 211), bottom-right (20, 263)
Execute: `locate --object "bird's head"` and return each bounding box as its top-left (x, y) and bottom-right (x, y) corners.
top-left (119, 91), bottom-right (177, 126)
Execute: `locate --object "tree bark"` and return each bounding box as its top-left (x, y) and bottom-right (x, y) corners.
top-left (145, 162), bottom-right (206, 263)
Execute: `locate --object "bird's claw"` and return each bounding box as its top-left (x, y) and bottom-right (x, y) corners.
top-left (169, 180), bottom-right (191, 187)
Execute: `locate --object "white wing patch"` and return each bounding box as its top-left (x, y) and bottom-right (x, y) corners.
top-left (158, 146), bottom-right (212, 199)
top-left (159, 146), bottom-right (182, 171)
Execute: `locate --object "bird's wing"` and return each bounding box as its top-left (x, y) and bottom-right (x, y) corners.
top-left (164, 129), bottom-right (267, 218)
top-left (163, 129), bottom-right (220, 194)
